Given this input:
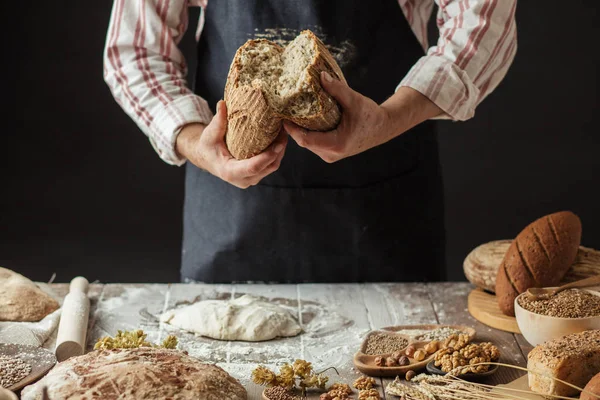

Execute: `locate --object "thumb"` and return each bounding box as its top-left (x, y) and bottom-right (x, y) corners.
top-left (320, 71), bottom-right (357, 109)
top-left (207, 100), bottom-right (228, 140)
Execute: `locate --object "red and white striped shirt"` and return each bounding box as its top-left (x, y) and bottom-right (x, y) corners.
top-left (104, 0), bottom-right (517, 166)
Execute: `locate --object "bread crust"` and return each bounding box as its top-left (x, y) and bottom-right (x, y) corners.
top-left (495, 211), bottom-right (582, 316)
top-left (581, 372), bottom-right (600, 400)
top-left (0, 267), bottom-right (59, 322)
top-left (224, 31), bottom-right (346, 159)
top-left (22, 347), bottom-right (248, 400)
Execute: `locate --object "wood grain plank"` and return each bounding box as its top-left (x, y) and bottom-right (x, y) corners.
top-left (365, 283), bottom-right (439, 397)
top-left (427, 282), bottom-right (527, 384)
top-left (514, 334), bottom-right (534, 360)
top-left (298, 283), bottom-right (384, 399)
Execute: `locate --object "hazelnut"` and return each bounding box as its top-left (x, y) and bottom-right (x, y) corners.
top-left (385, 357), bottom-right (398, 367)
top-left (391, 350), bottom-right (403, 361)
top-left (374, 356), bottom-right (385, 366)
top-left (398, 355), bottom-right (410, 366)
top-left (425, 340), bottom-right (440, 354)
top-left (405, 370), bottom-right (416, 381)
top-left (413, 349), bottom-right (427, 361)
top-left (405, 345), bottom-right (416, 358)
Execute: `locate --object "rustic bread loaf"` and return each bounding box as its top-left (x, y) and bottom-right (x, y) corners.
top-left (581, 372), bottom-right (600, 400)
top-left (495, 211), bottom-right (582, 316)
top-left (464, 241), bottom-right (600, 293)
top-left (528, 330), bottom-right (600, 397)
top-left (21, 347), bottom-right (247, 400)
top-left (0, 267), bottom-right (59, 322)
top-left (224, 30), bottom-right (346, 159)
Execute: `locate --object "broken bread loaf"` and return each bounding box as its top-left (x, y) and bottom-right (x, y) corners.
top-left (0, 267), bottom-right (59, 322)
top-left (224, 30), bottom-right (346, 159)
top-left (528, 330), bottom-right (600, 397)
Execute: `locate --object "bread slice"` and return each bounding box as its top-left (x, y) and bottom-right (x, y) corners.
top-left (495, 211), bottom-right (581, 316)
top-left (224, 30), bottom-right (346, 159)
top-left (528, 330), bottom-right (600, 397)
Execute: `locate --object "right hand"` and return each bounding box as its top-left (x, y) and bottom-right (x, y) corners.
top-left (176, 100), bottom-right (287, 189)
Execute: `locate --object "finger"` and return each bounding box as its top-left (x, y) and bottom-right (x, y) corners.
top-left (205, 100), bottom-right (228, 142)
top-left (227, 146), bottom-right (281, 178)
top-left (284, 121), bottom-right (338, 150)
top-left (320, 71), bottom-right (358, 109)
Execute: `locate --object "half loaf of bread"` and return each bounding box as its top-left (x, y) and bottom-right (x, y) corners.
top-left (495, 211), bottom-right (582, 316)
top-left (0, 267), bottom-right (59, 322)
top-left (224, 30), bottom-right (346, 159)
top-left (528, 330), bottom-right (600, 397)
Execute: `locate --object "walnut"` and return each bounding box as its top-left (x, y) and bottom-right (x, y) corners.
top-left (479, 342), bottom-right (500, 360)
top-left (413, 349), bottom-right (427, 361)
top-left (358, 388), bottom-right (381, 400)
top-left (385, 357), bottom-right (398, 367)
top-left (329, 383), bottom-right (353, 395)
top-left (424, 340), bottom-right (440, 354)
top-left (324, 389), bottom-right (351, 400)
top-left (353, 376), bottom-right (376, 390)
top-left (405, 345), bottom-right (416, 358)
top-left (374, 356), bottom-right (385, 366)
top-left (443, 334), bottom-right (470, 351)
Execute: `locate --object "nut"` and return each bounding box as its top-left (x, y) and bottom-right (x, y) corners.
top-left (358, 388), bottom-right (381, 400)
top-left (405, 370), bottom-right (416, 381)
top-left (374, 356), bottom-right (385, 366)
top-left (329, 383), bottom-right (353, 395)
top-left (405, 345), bottom-right (416, 358)
top-left (397, 355), bottom-right (410, 366)
top-left (391, 350), bottom-right (404, 361)
top-left (413, 349), bottom-right (427, 361)
top-left (353, 376), bottom-right (376, 390)
top-left (385, 357), bottom-right (398, 367)
top-left (424, 340), bottom-right (440, 354)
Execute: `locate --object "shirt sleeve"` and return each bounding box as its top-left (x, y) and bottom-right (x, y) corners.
top-left (103, 0), bottom-right (212, 166)
top-left (399, 0), bottom-right (518, 121)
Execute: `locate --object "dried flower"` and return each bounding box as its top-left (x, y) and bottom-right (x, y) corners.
top-left (252, 365), bottom-right (278, 386)
top-left (292, 359), bottom-right (313, 378)
top-left (276, 363), bottom-right (295, 388)
top-left (94, 329), bottom-right (175, 350)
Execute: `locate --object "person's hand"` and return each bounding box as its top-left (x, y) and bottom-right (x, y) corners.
top-left (284, 72), bottom-right (441, 163)
top-left (176, 100), bottom-right (288, 189)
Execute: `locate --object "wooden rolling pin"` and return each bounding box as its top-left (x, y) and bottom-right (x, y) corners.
top-left (55, 277), bottom-right (90, 362)
top-left (464, 240), bottom-right (600, 293)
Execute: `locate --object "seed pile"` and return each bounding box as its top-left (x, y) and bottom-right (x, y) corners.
top-left (263, 386), bottom-right (301, 400)
top-left (0, 355), bottom-right (31, 388)
top-left (415, 327), bottom-right (464, 342)
top-left (518, 289), bottom-right (600, 318)
top-left (364, 332), bottom-right (408, 355)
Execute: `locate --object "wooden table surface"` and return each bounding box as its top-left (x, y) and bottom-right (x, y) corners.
top-left (47, 282), bottom-right (531, 399)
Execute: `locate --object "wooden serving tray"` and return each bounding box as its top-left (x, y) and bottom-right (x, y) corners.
top-left (467, 288), bottom-right (521, 333)
top-left (353, 324), bottom-right (476, 377)
top-left (0, 343), bottom-right (57, 392)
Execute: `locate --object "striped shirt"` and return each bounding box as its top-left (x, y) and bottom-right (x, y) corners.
top-left (104, 0), bottom-right (517, 166)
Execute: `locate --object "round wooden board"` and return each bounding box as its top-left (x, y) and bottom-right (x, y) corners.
top-left (353, 324), bottom-right (477, 377)
top-left (0, 343), bottom-right (57, 392)
top-left (468, 288), bottom-right (521, 334)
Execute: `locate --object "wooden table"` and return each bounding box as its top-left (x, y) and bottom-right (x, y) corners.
top-left (47, 282), bottom-right (531, 399)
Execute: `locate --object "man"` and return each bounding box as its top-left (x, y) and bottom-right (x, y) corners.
top-left (104, 0), bottom-right (517, 283)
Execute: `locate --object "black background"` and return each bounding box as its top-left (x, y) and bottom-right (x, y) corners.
top-left (2, 2), bottom-right (598, 283)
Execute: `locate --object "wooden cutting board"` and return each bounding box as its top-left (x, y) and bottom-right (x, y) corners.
top-left (0, 343), bottom-right (57, 392)
top-left (468, 288), bottom-right (521, 334)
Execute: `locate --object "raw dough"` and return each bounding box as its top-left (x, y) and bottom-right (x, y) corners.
top-left (160, 294), bottom-right (302, 341)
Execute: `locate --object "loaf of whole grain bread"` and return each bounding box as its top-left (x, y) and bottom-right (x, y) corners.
top-left (495, 211), bottom-right (582, 316)
top-left (224, 30), bottom-right (346, 159)
top-left (581, 372), bottom-right (600, 400)
top-left (528, 330), bottom-right (600, 397)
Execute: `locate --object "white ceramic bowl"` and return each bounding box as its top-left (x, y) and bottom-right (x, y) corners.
top-left (514, 288), bottom-right (600, 346)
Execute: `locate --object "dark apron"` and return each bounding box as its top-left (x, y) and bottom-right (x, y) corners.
top-left (182, 0), bottom-right (446, 283)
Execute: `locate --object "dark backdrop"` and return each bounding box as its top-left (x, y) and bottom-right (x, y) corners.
top-left (2, 2), bottom-right (598, 283)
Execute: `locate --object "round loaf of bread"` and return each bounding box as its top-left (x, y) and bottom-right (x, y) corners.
top-left (581, 372), bottom-right (600, 400)
top-left (0, 267), bottom-right (59, 322)
top-left (495, 211), bottom-right (582, 316)
top-left (21, 347), bottom-right (247, 400)
top-left (224, 30), bottom-right (346, 159)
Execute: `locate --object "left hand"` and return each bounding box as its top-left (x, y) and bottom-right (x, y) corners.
top-left (284, 71), bottom-right (442, 163)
